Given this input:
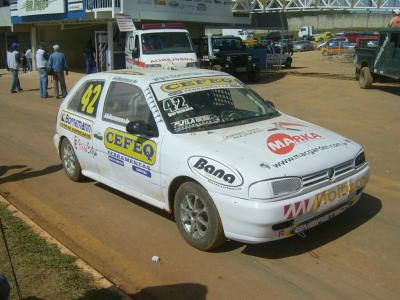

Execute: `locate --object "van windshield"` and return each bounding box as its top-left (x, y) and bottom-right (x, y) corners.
top-left (141, 32), bottom-right (194, 54)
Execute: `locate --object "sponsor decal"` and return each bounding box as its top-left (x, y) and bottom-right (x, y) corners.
top-left (153, 71), bottom-right (216, 82)
top-left (160, 76), bottom-right (241, 96)
top-left (163, 96), bottom-right (193, 117)
top-left (73, 136), bottom-right (97, 158)
top-left (107, 150), bottom-right (152, 177)
top-left (223, 128), bottom-right (265, 140)
top-left (267, 132), bottom-right (322, 155)
top-left (60, 111), bottom-right (93, 139)
top-left (172, 114), bottom-right (220, 132)
top-left (188, 156), bottom-right (243, 189)
top-left (104, 128), bottom-right (156, 165)
top-left (283, 174), bottom-right (368, 220)
top-left (103, 113), bottom-right (130, 125)
top-left (271, 141), bottom-right (348, 168)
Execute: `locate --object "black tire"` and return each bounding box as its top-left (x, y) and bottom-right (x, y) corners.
top-left (359, 67), bottom-right (373, 89)
top-left (285, 57), bottom-right (292, 68)
top-left (60, 138), bottom-right (83, 181)
top-left (248, 69), bottom-right (261, 82)
top-left (211, 64), bottom-right (222, 71)
top-left (174, 182), bottom-right (225, 251)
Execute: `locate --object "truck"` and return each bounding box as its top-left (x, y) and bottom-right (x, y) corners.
top-left (355, 28), bottom-right (400, 89)
top-left (125, 23), bottom-right (198, 68)
top-left (197, 35), bottom-right (261, 82)
top-left (298, 26), bottom-right (313, 39)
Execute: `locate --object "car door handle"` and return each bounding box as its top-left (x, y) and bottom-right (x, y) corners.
top-left (94, 133), bottom-right (103, 140)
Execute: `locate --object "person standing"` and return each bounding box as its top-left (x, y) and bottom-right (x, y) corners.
top-left (25, 47), bottom-right (32, 71)
top-left (83, 41), bottom-right (97, 74)
top-left (36, 43), bottom-right (49, 98)
top-left (390, 9), bottom-right (400, 28)
top-left (7, 42), bottom-right (23, 93)
top-left (48, 44), bottom-right (68, 98)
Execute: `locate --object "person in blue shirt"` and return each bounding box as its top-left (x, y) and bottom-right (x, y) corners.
top-left (48, 44), bottom-right (68, 98)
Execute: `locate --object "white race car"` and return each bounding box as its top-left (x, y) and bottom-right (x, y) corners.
top-left (54, 68), bottom-right (369, 250)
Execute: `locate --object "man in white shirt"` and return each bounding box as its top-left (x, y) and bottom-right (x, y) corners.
top-left (36, 43), bottom-right (49, 98)
top-left (25, 47), bottom-right (32, 71)
top-left (7, 42), bottom-right (23, 93)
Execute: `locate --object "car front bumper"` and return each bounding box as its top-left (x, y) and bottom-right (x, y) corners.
top-left (210, 164), bottom-right (370, 244)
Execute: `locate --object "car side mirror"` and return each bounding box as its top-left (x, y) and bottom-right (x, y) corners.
top-left (126, 121), bottom-right (158, 137)
top-left (131, 48), bottom-right (139, 59)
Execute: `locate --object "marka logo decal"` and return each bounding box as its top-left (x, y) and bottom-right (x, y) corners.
top-left (267, 132), bottom-right (322, 155)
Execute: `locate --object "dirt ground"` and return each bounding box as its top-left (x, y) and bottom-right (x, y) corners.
top-left (0, 51), bottom-right (399, 300)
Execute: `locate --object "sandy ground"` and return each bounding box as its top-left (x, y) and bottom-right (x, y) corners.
top-left (0, 51), bottom-right (399, 300)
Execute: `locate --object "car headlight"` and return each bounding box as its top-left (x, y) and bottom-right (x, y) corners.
top-left (354, 151), bottom-right (366, 168)
top-left (226, 56), bottom-right (231, 62)
top-left (248, 55), bottom-right (252, 61)
top-left (249, 177), bottom-right (302, 200)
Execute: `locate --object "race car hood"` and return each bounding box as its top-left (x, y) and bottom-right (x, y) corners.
top-left (183, 114), bottom-right (362, 184)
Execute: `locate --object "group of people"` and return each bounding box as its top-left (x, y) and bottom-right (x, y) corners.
top-left (7, 42), bottom-right (68, 99)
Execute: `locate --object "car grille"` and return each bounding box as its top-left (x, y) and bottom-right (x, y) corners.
top-left (231, 56), bottom-right (247, 66)
top-left (302, 160), bottom-right (354, 188)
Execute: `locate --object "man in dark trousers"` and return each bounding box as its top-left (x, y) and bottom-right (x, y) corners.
top-left (7, 42), bottom-right (23, 93)
top-left (48, 44), bottom-right (68, 98)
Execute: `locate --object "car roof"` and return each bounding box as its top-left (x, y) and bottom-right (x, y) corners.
top-left (82, 68), bottom-right (229, 86)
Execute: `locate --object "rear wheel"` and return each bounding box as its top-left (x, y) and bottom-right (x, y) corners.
top-left (60, 138), bottom-right (83, 181)
top-left (248, 68), bottom-right (261, 82)
top-left (359, 67), bottom-right (373, 89)
top-left (174, 182), bottom-right (225, 251)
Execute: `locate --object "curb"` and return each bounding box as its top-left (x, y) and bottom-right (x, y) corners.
top-left (0, 194), bottom-right (131, 300)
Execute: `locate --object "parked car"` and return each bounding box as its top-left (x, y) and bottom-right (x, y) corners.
top-left (198, 35), bottom-right (261, 82)
top-left (355, 28), bottom-right (400, 88)
top-left (54, 68), bottom-right (370, 250)
top-left (317, 37), bottom-right (348, 50)
top-left (292, 40), bottom-right (313, 52)
top-left (275, 39), bottom-right (294, 54)
top-left (320, 40), bottom-right (353, 55)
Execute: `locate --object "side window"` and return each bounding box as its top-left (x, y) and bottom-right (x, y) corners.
top-left (135, 35), bottom-right (140, 54)
top-left (67, 80), bottom-right (105, 117)
top-left (102, 81), bottom-right (156, 128)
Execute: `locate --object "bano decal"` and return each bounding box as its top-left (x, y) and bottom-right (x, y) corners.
top-left (104, 128), bottom-right (156, 165)
top-left (188, 156), bottom-right (243, 189)
top-left (60, 111), bottom-right (92, 139)
top-left (283, 174), bottom-right (369, 220)
top-left (267, 132), bottom-right (322, 155)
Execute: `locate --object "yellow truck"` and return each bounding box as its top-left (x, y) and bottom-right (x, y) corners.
top-left (314, 32), bottom-right (333, 44)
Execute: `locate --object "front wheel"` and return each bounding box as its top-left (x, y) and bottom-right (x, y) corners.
top-left (285, 57), bottom-right (292, 68)
top-left (174, 182), bottom-right (225, 251)
top-left (248, 69), bottom-right (261, 82)
top-left (60, 138), bottom-right (83, 181)
top-left (359, 67), bottom-right (373, 89)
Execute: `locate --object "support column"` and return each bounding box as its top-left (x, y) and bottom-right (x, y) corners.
top-left (107, 21), bottom-right (114, 71)
top-left (31, 25), bottom-right (37, 71)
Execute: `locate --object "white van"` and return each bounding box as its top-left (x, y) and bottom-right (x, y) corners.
top-left (125, 23), bottom-right (198, 68)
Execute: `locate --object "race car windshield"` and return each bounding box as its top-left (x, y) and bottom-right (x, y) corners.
top-left (141, 32), bottom-right (194, 54)
top-left (153, 85), bottom-right (279, 134)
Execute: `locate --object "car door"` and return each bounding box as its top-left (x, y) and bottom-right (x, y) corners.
top-left (60, 78), bottom-right (107, 175)
top-left (94, 80), bottom-right (163, 202)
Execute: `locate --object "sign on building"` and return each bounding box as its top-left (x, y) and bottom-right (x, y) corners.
top-left (17, 0), bottom-right (66, 17)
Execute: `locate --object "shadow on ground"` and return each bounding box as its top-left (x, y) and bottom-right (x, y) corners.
top-left (0, 164), bottom-right (63, 184)
top-left (40, 283), bottom-right (209, 300)
top-left (372, 84), bottom-right (400, 96)
top-left (239, 192), bottom-right (382, 259)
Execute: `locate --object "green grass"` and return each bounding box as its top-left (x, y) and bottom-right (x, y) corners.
top-left (0, 203), bottom-right (124, 300)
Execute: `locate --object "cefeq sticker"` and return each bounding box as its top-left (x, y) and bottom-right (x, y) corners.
top-left (104, 128), bottom-right (156, 165)
top-left (188, 156), bottom-right (243, 188)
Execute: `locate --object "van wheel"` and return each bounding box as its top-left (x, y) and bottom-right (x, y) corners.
top-left (60, 138), bottom-right (83, 181)
top-left (248, 69), bottom-right (261, 82)
top-left (359, 67), bottom-right (373, 89)
top-left (285, 58), bottom-right (292, 68)
top-left (174, 182), bottom-right (225, 251)
top-left (211, 64), bottom-right (222, 71)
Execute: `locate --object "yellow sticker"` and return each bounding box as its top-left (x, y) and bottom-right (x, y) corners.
top-left (80, 83), bottom-right (103, 115)
top-left (104, 128), bottom-right (156, 165)
top-left (60, 111), bottom-right (93, 139)
top-left (160, 76), bottom-right (241, 93)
